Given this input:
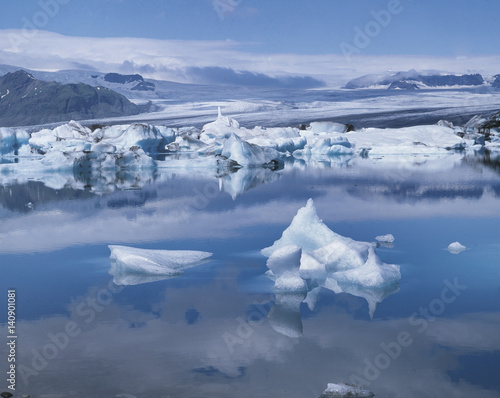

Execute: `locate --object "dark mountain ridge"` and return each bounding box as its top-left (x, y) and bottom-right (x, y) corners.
top-left (0, 70), bottom-right (140, 127)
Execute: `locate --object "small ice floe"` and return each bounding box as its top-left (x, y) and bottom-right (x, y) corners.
top-left (25, 202), bottom-right (34, 209)
top-left (108, 245), bottom-right (212, 286)
top-left (447, 241), bottom-right (466, 254)
top-left (319, 382), bottom-right (374, 397)
top-left (375, 234), bottom-right (394, 243)
top-left (375, 233), bottom-right (395, 248)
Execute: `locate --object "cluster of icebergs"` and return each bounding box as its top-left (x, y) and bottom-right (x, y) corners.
top-left (106, 199), bottom-right (400, 324)
top-left (1, 107), bottom-right (497, 190)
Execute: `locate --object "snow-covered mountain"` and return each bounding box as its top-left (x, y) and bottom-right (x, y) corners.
top-left (344, 70), bottom-right (492, 90)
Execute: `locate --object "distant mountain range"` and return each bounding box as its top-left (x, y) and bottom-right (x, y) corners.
top-left (344, 70), bottom-right (491, 90)
top-left (0, 70), bottom-right (140, 127)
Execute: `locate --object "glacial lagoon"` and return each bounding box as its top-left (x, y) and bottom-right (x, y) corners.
top-left (1, 151), bottom-right (500, 398)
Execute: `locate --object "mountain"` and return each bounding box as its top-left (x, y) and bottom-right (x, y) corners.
top-left (103, 73), bottom-right (156, 91)
top-left (492, 75), bottom-right (500, 88)
top-left (345, 70), bottom-right (485, 89)
top-left (0, 70), bottom-right (140, 127)
top-left (388, 80), bottom-right (419, 90)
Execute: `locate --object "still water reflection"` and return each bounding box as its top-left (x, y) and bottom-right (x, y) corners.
top-left (1, 155), bottom-right (500, 397)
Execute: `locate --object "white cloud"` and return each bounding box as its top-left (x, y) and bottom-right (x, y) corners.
top-left (1, 29), bottom-right (500, 87)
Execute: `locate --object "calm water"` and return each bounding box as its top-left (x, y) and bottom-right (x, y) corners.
top-left (1, 154), bottom-right (500, 398)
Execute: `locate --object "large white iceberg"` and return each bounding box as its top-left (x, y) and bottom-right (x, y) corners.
top-left (345, 125), bottom-right (466, 156)
top-left (109, 245), bottom-right (213, 285)
top-left (262, 199), bottom-right (401, 318)
top-left (29, 121), bottom-right (173, 155)
top-left (261, 199), bottom-right (342, 256)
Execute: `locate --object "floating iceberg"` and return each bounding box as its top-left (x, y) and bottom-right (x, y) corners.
top-left (262, 199), bottom-right (401, 319)
top-left (293, 136), bottom-right (354, 160)
top-left (0, 127), bottom-right (29, 155)
top-left (200, 107), bottom-right (240, 142)
top-left (109, 245), bottom-right (212, 285)
top-left (346, 125), bottom-right (466, 156)
top-left (375, 234), bottom-right (395, 243)
top-left (29, 121), bottom-right (173, 155)
top-left (266, 245), bottom-right (308, 292)
top-left (319, 382), bottom-right (374, 398)
top-left (261, 199), bottom-right (342, 256)
top-left (309, 121), bottom-right (349, 135)
top-left (447, 241), bottom-right (466, 254)
top-left (220, 133), bottom-right (282, 167)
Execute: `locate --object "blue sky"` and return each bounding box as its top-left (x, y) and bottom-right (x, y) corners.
top-left (0, 0), bottom-right (499, 85)
top-left (1, 0), bottom-right (499, 55)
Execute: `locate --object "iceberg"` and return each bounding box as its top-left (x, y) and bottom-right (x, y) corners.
top-left (345, 125), bottom-right (466, 156)
top-left (309, 121), bottom-right (349, 135)
top-left (29, 121), bottom-right (172, 155)
top-left (319, 383), bottom-right (374, 398)
top-left (108, 245), bottom-right (213, 285)
top-left (0, 127), bottom-right (30, 155)
top-left (266, 245), bottom-right (308, 292)
top-left (200, 107), bottom-right (240, 142)
top-left (220, 133), bottom-right (282, 167)
top-left (375, 234), bottom-right (395, 243)
top-left (293, 136), bottom-right (354, 160)
top-left (262, 199), bottom-right (401, 318)
top-left (447, 241), bottom-right (466, 254)
top-left (261, 199), bottom-right (342, 256)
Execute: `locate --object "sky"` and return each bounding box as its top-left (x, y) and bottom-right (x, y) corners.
top-left (1, 0), bottom-right (500, 86)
